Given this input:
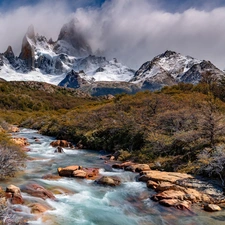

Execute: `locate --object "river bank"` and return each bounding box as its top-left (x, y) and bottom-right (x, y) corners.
top-left (1, 128), bottom-right (225, 225)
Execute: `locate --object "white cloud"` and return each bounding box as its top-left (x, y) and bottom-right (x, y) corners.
top-left (0, 0), bottom-right (225, 70)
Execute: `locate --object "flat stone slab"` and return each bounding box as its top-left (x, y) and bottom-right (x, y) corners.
top-left (139, 170), bottom-right (193, 183)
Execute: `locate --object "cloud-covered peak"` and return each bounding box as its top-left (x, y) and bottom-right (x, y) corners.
top-left (0, 0), bottom-right (225, 70)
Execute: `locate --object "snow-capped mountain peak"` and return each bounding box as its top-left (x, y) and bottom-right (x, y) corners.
top-left (54, 19), bottom-right (92, 57)
top-left (131, 50), bottom-right (224, 90)
top-left (0, 21), bottom-right (135, 86)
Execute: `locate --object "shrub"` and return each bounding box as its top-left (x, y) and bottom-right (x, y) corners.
top-left (0, 133), bottom-right (26, 179)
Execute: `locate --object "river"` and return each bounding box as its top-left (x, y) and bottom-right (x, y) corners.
top-left (2, 128), bottom-right (225, 225)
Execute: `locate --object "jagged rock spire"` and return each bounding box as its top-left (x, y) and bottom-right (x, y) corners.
top-left (4, 46), bottom-right (15, 62)
top-left (19, 25), bottom-right (36, 70)
top-left (58, 69), bottom-right (89, 88)
top-left (54, 18), bottom-right (92, 57)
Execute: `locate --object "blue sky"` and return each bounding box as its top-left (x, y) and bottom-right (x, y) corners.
top-left (1, 0), bottom-right (225, 12)
top-left (0, 0), bottom-right (106, 11)
top-left (0, 0), bottom-right (225, 69)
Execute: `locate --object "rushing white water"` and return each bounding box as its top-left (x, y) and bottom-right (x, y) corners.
top-left (4, 128), bottom-right (225, 225)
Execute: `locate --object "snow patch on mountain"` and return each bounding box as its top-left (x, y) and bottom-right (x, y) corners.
top-left (131, 50), bottom-right (202, 85)
top-left (0, 62), bottom-right (65, 85)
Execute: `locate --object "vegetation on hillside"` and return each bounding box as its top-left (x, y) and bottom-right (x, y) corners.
top-left (1, 77), bottom-right (225, 182)
top-left (0, 121), bottom-right (26, 179)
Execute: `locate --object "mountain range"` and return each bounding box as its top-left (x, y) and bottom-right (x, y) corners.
top-left (0, 19), bottom-right (224, 96)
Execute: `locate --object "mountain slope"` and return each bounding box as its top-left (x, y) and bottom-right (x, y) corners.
top-left (131, 50), bottom-right (225, 90)
top-left (0, 20), bottom-right (135, 89)
top-left (54, 19), bottom-right (92, 57)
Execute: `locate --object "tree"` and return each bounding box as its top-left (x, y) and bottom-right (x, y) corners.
top-left (200, 98), bottom-right (225, 148)
top-left (201, 71), bottom-right (218, 92)
top-left (0, 145), bottom-right (26, 179)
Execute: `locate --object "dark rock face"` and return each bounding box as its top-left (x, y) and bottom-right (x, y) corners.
top-left (180, 60), bottom-right (224, 83)
top-left (3, 46), bottom-right (15, 64)
top-left (54, 19), bottom-right (92, 57)
top-left (73, 55), bottom-right (107, 72)
top-left (0, 54), bottom-right (3, 67)
top-left (19, 25), bottom-right (36, 70)
top-left (58, 70), bottom-right (89, 88)
top-left (131, 50), bottom-right (225, 91)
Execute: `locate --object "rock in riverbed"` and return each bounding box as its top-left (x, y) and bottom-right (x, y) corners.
top-left (204, 204), bottom-right (222, 212)
top-left (95, 176), bottom-right (121, 186)
top-left (12, 137), bottom-right (29, 146)
top-left (138, 170), bottom-right (225, 211)
top-left (112, 162), bottom-right (150, 172)
top-left (50, 140), bottom-right (74, 148)
top-left (5, 184), bottom-right (24, 204)
top-left (58, 165), bottom-right (99, 179)
top-left (21, 183), bottom-right (56, 200)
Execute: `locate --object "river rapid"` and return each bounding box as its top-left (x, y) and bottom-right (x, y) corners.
top-left (2, 128), bottom-right (225, 225)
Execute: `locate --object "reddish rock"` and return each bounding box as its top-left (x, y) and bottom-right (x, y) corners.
top-left (159, 199), bottom-right (180, 207)
top-left (58, 165), bottom-right (80, 177)
top-left (58, 165), bottom-right (99, 179)
top-left (73, 170), bottom-right (87, 178)
top-left (138, 170), bottom-right (193, 183)
top-left (50, 140), bottom-right (74, 148)
top-left (9, 126), bottom-right (20, 133)
top-left (112, 161), bottom-right (134, 169)
top-left (12, 137), bottom-right (29, 146)
top-left (83, 168), bottom-right (99, 179)
top-left (21, 183), bottom-right (56, 200)
top-left (147, 180), bottom-right (158, 189)
top-left (204, 204), bottom-right (222, 212)
top-left (155, 182), bottom-right (181, 192)
top-left (159, 199), bottom-right (191, 210)
top-left (5, 185), bottom-right (24, 204)
top-left (28, 203), bottom-right (51, 214)
top-left (125, 164), bottom-right (150, 172)
top-left (152, 188), bottom-right (210, 204)
top-left (175, 201), bottom-right (191, 210)
top-left (96, 176), bottom-right (121, 186)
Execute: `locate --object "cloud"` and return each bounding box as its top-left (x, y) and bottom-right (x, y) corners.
top-left (75, 0), bottom-right (225, 69)
top-left (0, 0), bottom-right (225, 70)
top-left (0, 1), bottom-right (71, 55)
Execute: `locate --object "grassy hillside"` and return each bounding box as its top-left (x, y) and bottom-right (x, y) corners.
top-left (1, 80), bottom-right (225, 181)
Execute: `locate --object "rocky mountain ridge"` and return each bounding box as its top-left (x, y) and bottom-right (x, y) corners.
top-left (131, 50), bottom-right (225, 91)
top-left (0, 20), bottom-right (224, 95)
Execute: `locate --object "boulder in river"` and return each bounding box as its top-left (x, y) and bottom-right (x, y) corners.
top-left (159, 199), bottom-right (191, 210)
top-left (138, 170), bottom-right (193, 183)
top-left (58, 165), bottom-right (99, 179)
top-left (28, 203), bottom-right (52, 214)
top-left (21, 183), bottom-right (56, 200)
top-left (125, 164), bottom-right (150, 172)
top-left (58, 165), bottom-right (80, 177)
top-left (112, 162), bottom-right (150, 172)
top-left (5, 184), bottom-right (24, 204)
top-left (50, 140), bottom-right (74, 148)
top-left (12, 137), bottom-right (29, 146)
top-left (9, 126), bottom-right (20, 133)
top-left (54, 146), bottom-right (64, 153)
top-left (204, 204), bottom-right (222, 212)
top-left (73, 170), bottom-right (87, 178)
top-left (95, 176), bottom-right (121, 186)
